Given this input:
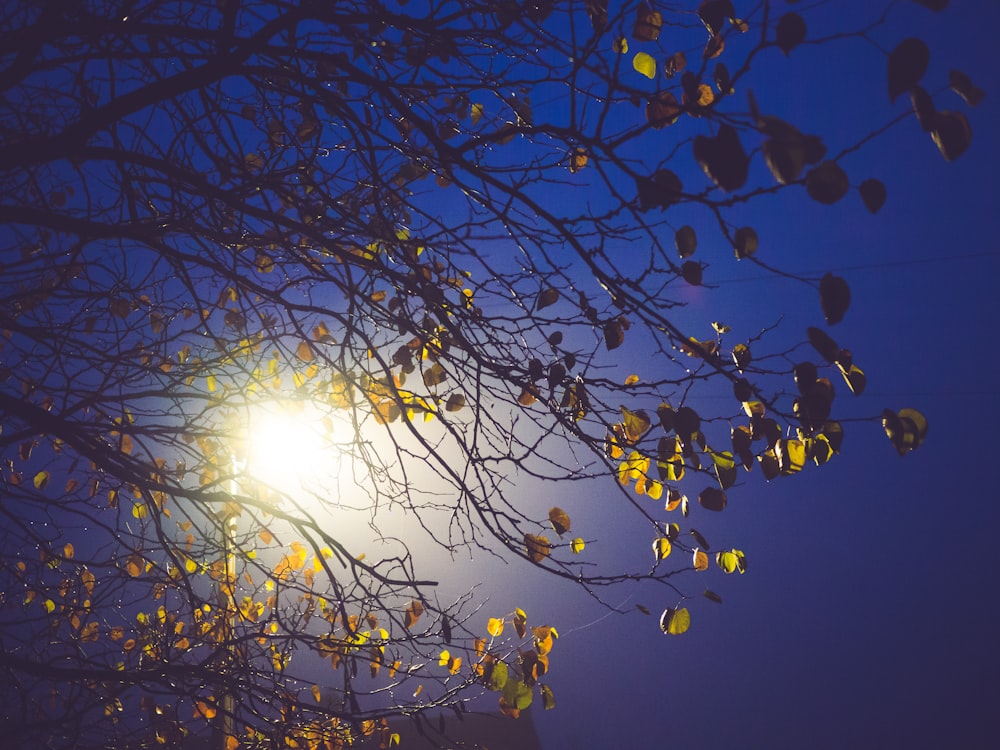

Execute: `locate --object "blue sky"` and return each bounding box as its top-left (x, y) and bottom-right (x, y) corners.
top-left (510, 2), bottom-right (1000, 748)
top-left (2, 2), bottom-right (996, 747)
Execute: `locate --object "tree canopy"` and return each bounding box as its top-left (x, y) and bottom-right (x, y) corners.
top-left (0, 0), bottom-right (977, 748)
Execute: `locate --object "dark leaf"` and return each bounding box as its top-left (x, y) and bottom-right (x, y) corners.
top-left (822, 421), bottom-right (845, 453)
top-left (714, 63), bottom-right (732, 94)
top-left (715, 460), bottom-right (737, 490)
top-left (657, 403), bottom-right (675, 433)
top-left (637, 169), bottom-right (683, 210)
top-left (807, 327), bottom-right (840, 363)
top-left (819, 273), bottom-right (850, 324)
top-left (632, 3), bottom-right (662, 42)
top-left (838, 363), bottom-right (866, 396)
top-left (930, 110), bottom-right (972, 161)
top-left (793, 362), bottom-right (818, 393)
top-left (698, 0), bottom-right (735, 36)
top-left (859, 179), bottom-right (887, 214)
top-left (604, 320), bottom-right (624, 350)
top-left (805, 161), bottom-right (849, 204)
top-left (888, 38), bottom-right (930, 102)
top-left (948, 70), bottom-right (985, 106)
top-left (675, 406), bottom-right (700, 442)
top-left (693, 125), bottom-right (749, 192)
top-left (690, 528), bottom-right (710, 549)
top-left (703, 33), bottom-right (726, 60)
top-left (422, 363), bottom-right (447, 387)
top-left (703, 590), bottom-right (723, 604)
top-left (442, 615), bottom-right (452, 644)
top-left (733, 378), bottom-right (753, 402)
top-left (585, 0), bottom-right (608, 31)
top-left (733, 226), bottom-right (758, 259)
top-left (732, 425), bottom-right (754, 469)
top-left (528, 358), bottom-right (544, 382)
top-left (882, 408), bottom-right (927, 455)
top-left (775, 12), bottom-right (806, 55)
top-left (646, 92), bottom-right (681, 128)
top-left (536, 288), bottom-right (559, 311)
top-left (547, 362), bottom-right (566, 390)
top-left (681, 260), bottom-right (703, 285)
top-left (910, 86), bottom-right (937, 132)
top-left (675, 226), bottom-right (698, 258)
top-left (732, 343), bottom-right (751, 372)
top-left (698, 486), bottom-right (727, 512)
top-left (664, 51), bottom-right (686, 78)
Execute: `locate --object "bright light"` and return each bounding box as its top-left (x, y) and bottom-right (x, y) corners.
top-left (243, 400), bottom-right (344, 501)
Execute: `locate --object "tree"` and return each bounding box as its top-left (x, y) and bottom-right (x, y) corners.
top-left (0, 0), bottom-right (976, 748)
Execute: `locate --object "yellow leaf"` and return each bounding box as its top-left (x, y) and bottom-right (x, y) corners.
top-left (487, 617), bottom-right (504, 638)
top-left (44, 599), bottom-right (56, 614)
top-left (470, 103), bottom-right (484, 125)
top-left (438, 649), bottom-right (451, 666)
top-left (665, 489), bottom-right (683, 512)
top-left (33, 471), bottom-right (50, 490)
top-left (206, 375), bottom-right (216, 393)
top-left (624, 374), bottom-right (640, 385)
top-left (626, 451), bottom-right (650, 482)
top-left (652, 537), bottom-right (672, 561)
top-left (311, 684), bottom-right (321, 703)
top-left (194, 700), bottom-right (217, 720)
top-left (296, 340), bottom-right (316, 362)
top-left (620, 407), bottom-right (652, 444)
top-left (226, 736), bottom-right (239, 750)
top-left (132, 503), bottom-right (147, 519)
top-left (613, 36), bottom-right (628, 53)
top-left (696, 83), bottom-right (715, 107)
top-left (633, 51), bottom-right (657, 79)
top-left (390, 733), bottom-right (401, 747)
top-left (64, 543), bottom-right (74, 559)
top-left (571, 537), bottom-right (585, 554)
top-left (185, 558), bottom-right (198, 574)
top-left (660, 607), bottom-right (691, 635)
top-left (254, 253), bottom-right (274, 273)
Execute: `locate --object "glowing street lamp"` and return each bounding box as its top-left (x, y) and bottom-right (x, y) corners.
top-left (217, 398), bottom-right (342, 750)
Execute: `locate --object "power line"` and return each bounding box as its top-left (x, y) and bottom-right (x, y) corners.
top-left (716, 251), bottom-right (999, 284)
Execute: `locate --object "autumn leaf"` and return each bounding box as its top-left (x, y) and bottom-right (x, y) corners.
top-left (548, 507), bottom-right (571, 536)
top-left (524, 534), bottom-right (552, 564)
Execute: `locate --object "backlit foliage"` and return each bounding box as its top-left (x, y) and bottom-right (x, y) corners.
top-left (0, 0), bottom-right (970, 747)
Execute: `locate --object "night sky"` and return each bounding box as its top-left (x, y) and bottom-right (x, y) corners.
top-left (2, 2), bottom-right (996, 748)
top-left (510, 2), bottom-right (1000, 748)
